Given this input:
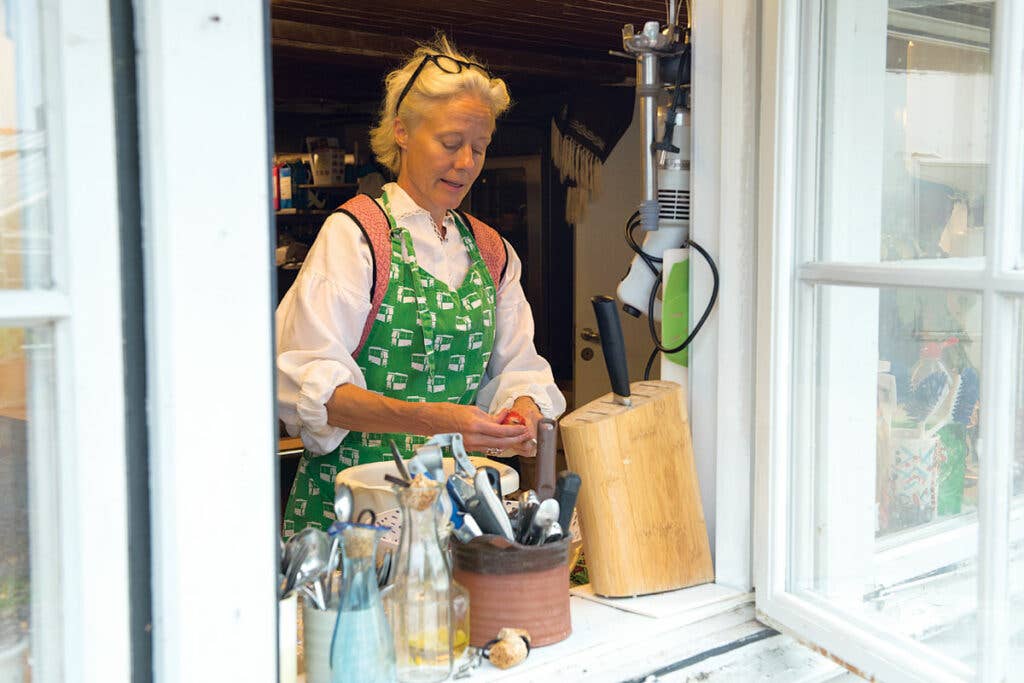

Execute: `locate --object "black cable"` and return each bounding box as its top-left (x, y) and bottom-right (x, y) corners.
top-left (624, 215), bottom-right (720, 380)
top-left (648, 237), bottom-right (718, 355)
top-left (644, 345), bottom-right (659, 380)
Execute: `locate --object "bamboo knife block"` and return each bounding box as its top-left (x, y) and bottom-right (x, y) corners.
top-left (560, 380), bottom-right (713, 597)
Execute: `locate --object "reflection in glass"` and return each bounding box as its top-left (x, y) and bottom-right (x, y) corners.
top-left (1, 3), bottom-right (52, 289)
top-left (1013, 300), bottom-right (1024, 672)
top-left (793, 285), bottom-right (982, 667)
top-left (0, 325), bottom-right (51, 680)
top-left (1017, 301), bottom-right (1024, 498)
top-left (820, 1), bottom-right (993, 263)
top-left (878, 287), bottom-right (982, 536)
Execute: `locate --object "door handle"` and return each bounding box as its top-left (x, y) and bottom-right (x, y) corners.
top-left (580, 327), bottom-right (601, 344)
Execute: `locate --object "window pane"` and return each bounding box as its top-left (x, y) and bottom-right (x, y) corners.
top-left (1014, 299), bottom-right (1024, 670)
top-left (1017, 300), bottom-right (1024, 499)
top-left (1, 2), bottom-right (52, 289)
top-left (0, 325), bottom-right (53, 681)
top-left (819, 2), bottom-right (993, 263)
top-left (793, 285), bottom-right (982, 668)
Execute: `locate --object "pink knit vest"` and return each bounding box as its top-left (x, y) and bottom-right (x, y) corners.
top-left (336, 194), bottom-right (508, 358)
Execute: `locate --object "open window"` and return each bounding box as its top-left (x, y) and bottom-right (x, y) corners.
top-left (1, 0), bottom-right (132, 679)
top-left (756, 1), bottom-right (1024, 680)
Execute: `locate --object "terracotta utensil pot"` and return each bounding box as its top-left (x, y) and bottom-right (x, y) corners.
top-left (452, 537), bottom-right (571, 647)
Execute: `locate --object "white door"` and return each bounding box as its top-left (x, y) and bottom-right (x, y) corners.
top-left (573, 101), bottom-right (657, 408)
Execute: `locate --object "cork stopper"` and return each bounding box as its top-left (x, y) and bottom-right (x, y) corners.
top-left (341, 525), bottom-right (377, 559)
top-left (403, 473), bottom-right (440, 511)
top-left (486, 628), bottom-right (531, 670)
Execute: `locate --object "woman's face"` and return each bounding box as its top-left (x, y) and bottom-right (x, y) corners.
top-left (395, 93), bottom-right (494, 220)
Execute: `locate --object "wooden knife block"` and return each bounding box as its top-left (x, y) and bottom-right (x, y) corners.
top-left (560, 380), bottom-right (713, 597)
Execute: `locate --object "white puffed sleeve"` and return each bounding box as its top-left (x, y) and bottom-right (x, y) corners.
top-left (276, 213), bottom-right (374, 454)
top-left (475, 240), bottom-right (567, 419)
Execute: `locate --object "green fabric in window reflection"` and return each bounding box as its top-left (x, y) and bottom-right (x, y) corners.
top-left (935, 423), bottom-right (967, 517)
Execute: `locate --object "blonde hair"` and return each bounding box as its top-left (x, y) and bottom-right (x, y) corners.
top-left (370, 36), bottom-right (511, 175)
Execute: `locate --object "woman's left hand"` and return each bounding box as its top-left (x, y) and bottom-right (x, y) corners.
top-left (501, 396), bottom-right (543, 457)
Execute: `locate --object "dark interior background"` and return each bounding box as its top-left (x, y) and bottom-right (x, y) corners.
top-left (270, 0), bottom-right (675, 511)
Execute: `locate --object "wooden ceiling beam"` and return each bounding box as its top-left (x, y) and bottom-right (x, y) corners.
top-left (271, 18), bottom-right (633, 81)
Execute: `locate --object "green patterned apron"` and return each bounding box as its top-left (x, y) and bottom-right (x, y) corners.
top-left (283, 192), bottom-right (498, 537)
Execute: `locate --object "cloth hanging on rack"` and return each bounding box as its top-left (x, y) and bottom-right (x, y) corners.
top-left (551, 87), bottom-right (635, 225)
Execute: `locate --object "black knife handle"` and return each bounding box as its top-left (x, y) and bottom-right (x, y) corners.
top-left (591, 295), bottom-right (631, 400)
top-left (554, 471), bottom-right (581, 533)
top-left (466, 496), bottom-right (507, 538)
top-left (482, 466), bottom-right (502, 498)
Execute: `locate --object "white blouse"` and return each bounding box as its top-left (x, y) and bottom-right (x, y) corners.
top-left (276, 182), bottom-right (566, 454)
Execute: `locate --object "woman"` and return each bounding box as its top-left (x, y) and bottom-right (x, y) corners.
top-left (277, 37), bottom-right (566, 537)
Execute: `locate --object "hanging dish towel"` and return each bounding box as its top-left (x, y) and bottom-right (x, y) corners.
top-left (551, 87), bottom-right (634, 225)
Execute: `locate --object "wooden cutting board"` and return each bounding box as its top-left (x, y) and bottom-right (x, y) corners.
top-left (560, 380), bottom-right (713, 597)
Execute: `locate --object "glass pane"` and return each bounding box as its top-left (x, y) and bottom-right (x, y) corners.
top-left (792, 285), bottom-right (983, 668)
top-left (819, 1), bottom-right (993, 263)
top-left (1016, 300), bottom-right (1024, 498)
top-left (1013, 299), bottom-right (1024, 670)
top-left (0, 325), bottom-right (53, 681)
top-left (1, 2), bottom-right (52, 288)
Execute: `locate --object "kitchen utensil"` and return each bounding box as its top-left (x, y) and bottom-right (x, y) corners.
top-left (334, 456), bottom-right (519, 517)
top-left (422, 432), bottom-right (477, 477)
top-left (389, 439), bottom-right (411, 482)
top-left (452, 524), bottom-right (477, 544)
top-left (446, 476), bottom-right (475, 512)
top-left (376, 549), bottom-right (393, 588)
top-left (522, 498), bottom-right (559, 546)
top-left (591, 295), bottom-right (631, 406)
top-left (481, 466), bottom-right (502, 498)
top-left (461, 513), bottom-right (482, 538)
top-left (465, 497), bottom-right (510, 541)
top-left (553, 471), bottom-right (581, 532)
top-left (416, 443), bottom-right (446, 481)
top-left (406, 454), bottom-right (429, 479)
top-left (516, 491), bottom-right (539, 544)
top-left (473, 470), bottom-right (514, 540)
top-left (280, 536), bottom-right (306, 598)
top-left (323, 535), bottom-right (340, 606)
top-left (535, 419), bottom-right (558, 501)
top-left (290, 528), bottom-right (332, 609)
top-left (384, 474), bottom-right (410, 488)
top-left (541, 521), bottom-right (564, 544)
top-left (560, 379), bottom-right (714, 596)
top-left (334, 483), bottom-right (354, 525)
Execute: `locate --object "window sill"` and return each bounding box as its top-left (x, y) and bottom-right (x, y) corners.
top-left (471, 583), bottom-right (752, 681)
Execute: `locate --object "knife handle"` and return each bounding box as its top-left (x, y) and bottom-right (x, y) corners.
top-left (553, 471), bottom-right (581, 533)
top-left (482, 466), bottom-right (502, 498)
top-left (466, 497), bottom-right (503, 538)
top-left (591, 295), bottom-right (631, 403)
top-left (536, 419), bottom-right (558, 502)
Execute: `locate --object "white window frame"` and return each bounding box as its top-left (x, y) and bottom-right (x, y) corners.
top-left (688, 0), bottom-right (761, 593)
top-left (132, 1), bottom-right (279, 679)
top-left (755, 1), bottom-right (1024, 682)
top-left (2, 0), bottom-right (132, 680)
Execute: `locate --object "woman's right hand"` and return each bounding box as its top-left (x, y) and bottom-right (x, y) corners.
top-left (425, 403), bottom-right (529, 452)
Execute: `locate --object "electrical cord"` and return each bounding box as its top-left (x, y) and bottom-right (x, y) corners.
top-left (624, 212), bottom-right (720, 380)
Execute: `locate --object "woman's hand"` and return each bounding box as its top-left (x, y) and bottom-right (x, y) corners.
top-left (502, 396), bottom-right (543, 457)
top-left (425, 402), bottom-right (529, 453)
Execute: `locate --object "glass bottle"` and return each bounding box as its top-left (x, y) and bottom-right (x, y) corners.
top-left (382, 480), bottom-right (469, 682)
top-left (331, 524), bottom-right (396, 683)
